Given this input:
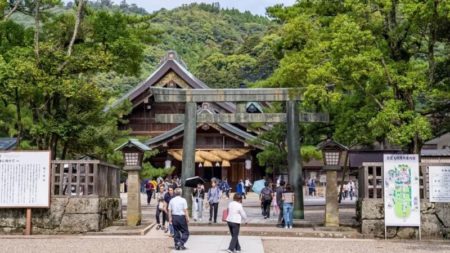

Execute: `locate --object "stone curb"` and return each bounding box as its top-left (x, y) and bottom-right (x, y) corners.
top-left (188, 229), bottom-right (368, 239)
top-left (85, 223), bottom-right (155, 236)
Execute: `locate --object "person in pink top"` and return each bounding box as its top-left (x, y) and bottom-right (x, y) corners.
top-left (225, 194), bottom-right (247, 253)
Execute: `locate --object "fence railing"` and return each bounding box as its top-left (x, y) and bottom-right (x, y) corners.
top-left (359, 162), bottom-right (450, 200)
top-left (51, 160), bottom-right (120, 198)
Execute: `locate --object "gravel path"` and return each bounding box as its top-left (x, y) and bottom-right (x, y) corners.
top-left (0, 237), bottom-right (173, 253)
top-left (262, 237), bottom-right (450, 253)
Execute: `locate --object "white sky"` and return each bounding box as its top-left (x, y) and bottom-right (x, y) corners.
top-left (113, 0), bottom-right (297, 16)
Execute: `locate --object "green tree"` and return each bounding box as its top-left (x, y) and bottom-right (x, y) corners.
top-left (258, 0), bottom-right (450, 153)
top-left (0, 1), bottom-right (158, 160)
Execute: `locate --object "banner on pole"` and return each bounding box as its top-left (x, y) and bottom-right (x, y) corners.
top-left (383, 154), bottom-right (420, 227)
top-left (0, 151), bottom-right (51, 208)
top-left (429, 166), bottom-right (450, 203)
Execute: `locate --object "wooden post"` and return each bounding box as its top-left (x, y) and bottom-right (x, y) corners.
top-left (25, 208), bottom-right (32, 235)
top-left (287, 100), bottom-right (304, 219)
top-left (182, 102), bottom-right (197, 214)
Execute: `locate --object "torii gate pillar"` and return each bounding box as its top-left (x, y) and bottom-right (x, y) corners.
top-left (287, 100), bottom-right (304, 219)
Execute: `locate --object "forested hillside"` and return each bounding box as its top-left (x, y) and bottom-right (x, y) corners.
top-left (81, 1), bottom-right (281, 94)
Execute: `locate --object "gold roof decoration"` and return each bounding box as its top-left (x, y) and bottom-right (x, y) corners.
top-left (197, 150), bottom-right (221, 162)
top-left (168, 149), bottom-right (250, 165)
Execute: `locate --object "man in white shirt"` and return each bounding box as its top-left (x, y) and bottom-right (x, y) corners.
top-left (168, 188), bottom-right (190, 251)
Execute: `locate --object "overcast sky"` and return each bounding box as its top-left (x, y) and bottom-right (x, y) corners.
top-left (116, 0), bottom-right (297, 16)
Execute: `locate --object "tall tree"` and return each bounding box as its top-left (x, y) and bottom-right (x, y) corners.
top-left (0, 2), bottom-right (159, 159)
top-left (258, 0), bottom-right (450, 153)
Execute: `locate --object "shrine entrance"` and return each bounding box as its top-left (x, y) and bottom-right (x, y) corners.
top-left (151, 87), bottom-right (329, 219)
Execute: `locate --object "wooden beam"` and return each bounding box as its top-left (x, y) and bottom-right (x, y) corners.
top-left (155, 113), bottom-right (329, 123)
top-left (150, 87), bottom-right (303, 102)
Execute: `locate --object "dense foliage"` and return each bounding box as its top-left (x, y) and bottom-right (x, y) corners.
top-left (0, 1), bottom-right (280, 162)
top-left (256, 0), bottom-right (450, 155)
top-left (2, 0), bottom-right (449, 168)
top-left (0, 0), bottom-right (158, 160)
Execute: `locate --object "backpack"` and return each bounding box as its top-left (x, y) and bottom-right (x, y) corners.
top-left (261, 187), bottom-right (272, 201)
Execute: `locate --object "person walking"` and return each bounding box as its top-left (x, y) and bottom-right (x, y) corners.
top-left (145, 180), bottom-right (154, 205)
top-left (220, 178), bottom-right (230, 199)
top-left (192, 183), bottom-right (205, 221)
top-left (207, 179), bottom-right (222, 224)
top-left (225, 193), bottom-right (247, 253)
top-left (168, 188), bottom-right (190, 251)
top-left (282, 184), bottom-right (294, 229)
top-left (155, 185), bottom-right (167, 231)
top-left (240, 180), bottom-right (246, 199)
top-left (236, 180), bottom-right (244, 198)
top-left (260, 181), bottom-right (273, 219)
top-left (343, 182), bottom-right (349, 200)
top-left (164, 186), bottom-right (175, 235)
top-left (244, 178), bottom-right (252, 194)
top-left (275, 180), bottom-right (285, 227)
top-left (349, 180), bottom-right (355, 200)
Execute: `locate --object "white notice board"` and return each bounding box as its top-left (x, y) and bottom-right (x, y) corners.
top-left (383, 154), bottom-right (421, 227)
top-left (429, 166), bottom-right (450, 203)
top-left (0, 151), bottom-right (51, 208)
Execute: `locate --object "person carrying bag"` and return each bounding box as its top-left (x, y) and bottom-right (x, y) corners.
top-left (225, 194), bottom-right (247, 253)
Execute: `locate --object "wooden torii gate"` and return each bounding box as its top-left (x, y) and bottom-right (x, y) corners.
top-left (151, 87), bottom-right (329, 219)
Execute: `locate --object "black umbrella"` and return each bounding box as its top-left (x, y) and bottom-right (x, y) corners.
top-left (184, 176), bottom-right (205, 188)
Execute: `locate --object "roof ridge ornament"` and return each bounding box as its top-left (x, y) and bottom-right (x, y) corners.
top-left (159, 50), bottom-right (188, 68)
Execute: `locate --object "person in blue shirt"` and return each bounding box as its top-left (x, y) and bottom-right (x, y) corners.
top-left (220, 178), bottom-right (230, 199)
top-left (236, 179), bottom-right (244, 198)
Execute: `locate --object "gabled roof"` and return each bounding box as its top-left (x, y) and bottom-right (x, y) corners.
top-left (421, 149), bottom-right (450, 157)
top-left (0, 138), bottom-right (17, 150)
top-left (145, 122), bottom-right (267, 150)
top-left (115, 139), bottom-right (151, 152)
top-left (106, 51), bottom-right (235, 112)
top-left (425, 132), bottom-right (450, 145)
top-left (144, 108), bottom-right (269, 149)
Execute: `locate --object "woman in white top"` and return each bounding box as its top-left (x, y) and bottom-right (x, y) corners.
top-left (225, 193), bottom-right (247, 253)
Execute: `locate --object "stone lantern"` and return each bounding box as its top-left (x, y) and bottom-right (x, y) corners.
top-left (116, 139), bottom-right (150, 226)
top-left (318, 138), bottom-right (348, 227)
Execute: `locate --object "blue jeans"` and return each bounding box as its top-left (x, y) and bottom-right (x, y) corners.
top-left (283, 203), bottom-right (293, 227)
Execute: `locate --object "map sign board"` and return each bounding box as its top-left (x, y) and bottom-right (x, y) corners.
top-left (383, 154), bottom-right (420, 227)
top-left (429, 166), bottom-right (450, 203)
top-left (0, 151), bottom-right (51, 208)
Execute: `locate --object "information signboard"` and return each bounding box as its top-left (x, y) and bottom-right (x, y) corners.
top-left (383, 154), bottom-right (421, 227)
top-left (429, 166), bottom-right (450, 203)
top-left (0, 151), bottom-right (51, 208)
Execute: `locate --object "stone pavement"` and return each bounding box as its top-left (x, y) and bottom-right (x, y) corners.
top-left (125, 191), bottom-right (358, 228)
top-left (0, 235), bottom-right (448, 253)
top-left (179, 236), bottom-right (264, 253)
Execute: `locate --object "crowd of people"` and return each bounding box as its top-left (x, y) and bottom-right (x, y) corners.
top-left (141, 175), bottom-right (356, 251)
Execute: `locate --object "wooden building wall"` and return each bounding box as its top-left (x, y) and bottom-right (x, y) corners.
top-left (119, 97), bottom-right (185, 135)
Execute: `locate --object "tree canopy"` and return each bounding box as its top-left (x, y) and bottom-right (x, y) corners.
top-left (0, 0), bottom-right (159, 160)
top-left (256, 0), bottom-right (450, 154)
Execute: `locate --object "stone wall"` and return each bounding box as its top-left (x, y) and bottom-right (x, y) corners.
top-left (0, 197), bottom-right (121, 234)
top-left (358, 198), bottom-right (450, 239)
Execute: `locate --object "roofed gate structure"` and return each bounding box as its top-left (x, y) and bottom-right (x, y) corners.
top-left (114, 51), bottom-right (268, 187)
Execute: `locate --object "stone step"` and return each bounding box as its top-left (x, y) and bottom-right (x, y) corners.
top-left (86, 223), bottom-right (154, 236)
top-left (186, 226), bottom-right (366, 239)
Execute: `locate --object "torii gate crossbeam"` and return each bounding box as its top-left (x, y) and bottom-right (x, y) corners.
top-left (150, 87), bottom-right (329, 219)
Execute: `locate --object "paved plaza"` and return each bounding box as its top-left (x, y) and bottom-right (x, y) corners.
top-left (129, 191), bottom-right (359, 227)
top-left (0, 192), bottom-right (447, 253)
top-left (0, 235), bottom-right (449, 253)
